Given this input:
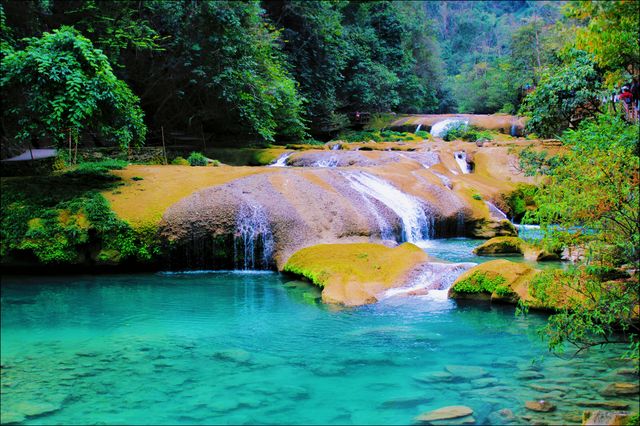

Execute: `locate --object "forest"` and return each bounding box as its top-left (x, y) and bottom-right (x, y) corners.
top-left (3, 0), bottom-right (636, 148)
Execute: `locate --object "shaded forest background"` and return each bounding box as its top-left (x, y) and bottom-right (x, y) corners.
top-left (1, 0), bottom-right (637, 146)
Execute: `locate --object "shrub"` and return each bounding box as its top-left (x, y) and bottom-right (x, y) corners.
top-left (443, 124), bottom-right (494, 142)
top-left (171, 156), bottom-right (189, 166)
top-left (187, 152), bottom-right (208, 166)
top-left (453, 271), bottom-right (507, 294)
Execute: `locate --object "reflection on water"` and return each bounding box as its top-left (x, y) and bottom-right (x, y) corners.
top-left (1, 273), bottom-right (636, 425)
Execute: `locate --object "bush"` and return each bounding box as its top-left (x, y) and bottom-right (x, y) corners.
top-left (187, 152), bottom-right (208, 166)
top-left (171, 156), bottom-right (189, 166)
top-left (443, 124), bottom-right (494, 142)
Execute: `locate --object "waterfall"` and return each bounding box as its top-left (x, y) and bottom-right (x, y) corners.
top-left (432, 171), bottom-right (452, 189)
top-left (453, 151), bottom-right (470, 174)
top-left (415, 123), bottom-right (422, 133)
top-left (270, 152), bottom-right (293, 167)
top-left (378, 262), bottom-right (476, 301)
top-left (315, 156), bottom-right (339, 168)
top-left (485, 201), bottom-right (508, 221)
top-left (331, 144), bottom-right (341, 151)
top-left (344, 172), bottom-right (432, 242)
top-left (510, 123), bottom-right (518, 137)
top-left (234, 204), bottom-right (274, 270)
top-left (430, 118), bottom-right (469, 138)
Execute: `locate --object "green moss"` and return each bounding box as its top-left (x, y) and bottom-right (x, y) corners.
top-left (171, 156), bottom-right (189, 165)
top-left (1, 165), bottom-right (161, 265)
top-left (452, 271), bottom-right (507, 294)
top-left (335, 130), bottom-right (423, 143)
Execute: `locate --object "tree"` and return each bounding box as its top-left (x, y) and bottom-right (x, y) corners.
top-left (566, 0), bottom-right (640, 86)
top-left (523, 113), bottom-right (639, 362)
top-left (1, 26), bottom-right (146, 150)
top-left (520, 49), bottom-right (602, 137)
top-left (263, 1), bottom-right (348, 135)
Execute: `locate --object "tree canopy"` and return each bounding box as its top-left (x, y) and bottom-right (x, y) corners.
top-left (1, 26), bottom-right (146, 150)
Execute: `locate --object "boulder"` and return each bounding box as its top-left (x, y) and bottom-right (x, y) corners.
top-left (600, 382), bottom-right (639, 397)
top-left (415, 406), bottom-right (474, 422)
top-left (525, 400), bottom-right (556, 412)
top-left (473, 236), bottom-right (525, 255)
top-left (282, 242), bottom-right (430, 306)
top-left (582, 410), bottom-right (632, 426)
top-left (469, 219), bottom-right (518, 239)
top-left (473, 236), bottom-right (560, 261)
top-left (448, 259), bottom-right (539, 304)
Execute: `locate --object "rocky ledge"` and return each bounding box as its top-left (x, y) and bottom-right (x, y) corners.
top-left (282, 242), bottom-right (430, 306)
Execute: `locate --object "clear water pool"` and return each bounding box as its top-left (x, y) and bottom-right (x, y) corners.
top-left (1, 272), bottom-right (636, 425)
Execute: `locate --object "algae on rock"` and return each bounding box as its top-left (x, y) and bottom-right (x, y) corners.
top-left (283, 242), bottom-right (430, 306)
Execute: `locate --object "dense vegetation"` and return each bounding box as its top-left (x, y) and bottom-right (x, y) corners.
top-left (7, 0), bottom-right (636, 147)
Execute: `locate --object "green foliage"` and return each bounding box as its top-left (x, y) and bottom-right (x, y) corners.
top-left (1, 26), bottom-right (146, 150)
top-left (337, 130), bottom-right (420, 143)
top-left (503, 184), bottom-right (537, 223)
top-left (452, 272), bottom-right (507, 294)
top-left (187, 152), bottom-right (207, 167)
top-left (519, 49), bottom-right (603, 138)
top-left (522, 113), bottom-right (639, 364)
top-left (517, 147), bottom-right (563, 176)
top-left (530, 266), bottom-right (639, 366)
top-left (567, 0), bottom-right (640, 87)
top-left (1, 167), bottom-right (159, 264)
top-left (442, 124), bottom-right (493, 142)
top-left (472, 194), bottom-right (482, 201)
top-left (171, 156), bottom-right (189, 166)
top-left (526, 114), bottom-right (639, 264)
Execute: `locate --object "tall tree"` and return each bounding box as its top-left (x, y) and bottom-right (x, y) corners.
top-left (1, 26), bottom-right (146, 150)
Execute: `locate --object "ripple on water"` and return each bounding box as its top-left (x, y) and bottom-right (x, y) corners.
top-left (1, 272), bottom-right (638, 425)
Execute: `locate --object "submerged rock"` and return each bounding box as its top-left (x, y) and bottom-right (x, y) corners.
top-left (600, 382), bottom-right (639, 396)
top-left (525, 400), bottom-right (556, 412)
top-left (444, 365), bottom-right (489, 380)
top-left (379, 394), bottom-right (433, 409)
top-left (582, 410), bottom-right (632, 426)
top-left (211, 349), bottom-right (252, 364)
top-left (415, 405), bottom-right (474, 422)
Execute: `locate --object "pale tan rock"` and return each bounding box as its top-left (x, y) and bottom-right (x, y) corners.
top-left (415, 405), bottom-right (474, 422)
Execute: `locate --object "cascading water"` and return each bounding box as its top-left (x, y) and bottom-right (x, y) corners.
top-left (431, 171), bottom-right (452, 189)
top-left (344, 172), bottom-right (432, 242)
top-left (453, 151), bottom-right (470, 174)
top-left (485, 201), bottom-right (508, 220)
top-left (430, 118), bottom-right (469, 138)
top-left (270, 152), bottom-right (293, 167)
top-left (234, 204), bottom-right (274, 270)
top-left (378, 262), bottom-right (476, 301)
top-left (315, 156), bottom-right (339, 168)
top-left (510, 123), bottom-right (518, 137)
top-left (415, 123), bottom-right (422, 133)
top-left (331, 144), bottom-right (341, 151)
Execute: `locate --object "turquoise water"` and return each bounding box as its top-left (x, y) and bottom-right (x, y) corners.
top-left (1, 272), bottom-right (637, 425)
top-left (418, 238), bottom-right (564, 270)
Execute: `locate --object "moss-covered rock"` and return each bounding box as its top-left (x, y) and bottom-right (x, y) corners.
top-left (448, 259), bottom-right (539, 304)
top-left (283, 242), bottom-right (430, 306)
top-left (473, 236), bottom-right (560, 261)
top-left (469, 219), bottom-right (517, 239)
top-left (473, 236), bottom-right (525, 255)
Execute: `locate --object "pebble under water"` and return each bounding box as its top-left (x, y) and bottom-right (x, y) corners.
top-left (1, 272), bottom-right (638, 425)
